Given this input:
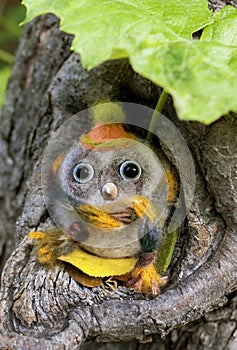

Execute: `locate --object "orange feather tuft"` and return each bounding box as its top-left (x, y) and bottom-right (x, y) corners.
top-left (80, 123), bottom-right (135, 149)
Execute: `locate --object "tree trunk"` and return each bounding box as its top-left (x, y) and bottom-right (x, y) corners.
top-left (0, 1), bottom-right (237, 349)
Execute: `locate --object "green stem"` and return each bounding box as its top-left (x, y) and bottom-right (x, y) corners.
top-left (0, 49), bottom-right (14, 65)
top-left (147, 89), bottom-right (169, 143)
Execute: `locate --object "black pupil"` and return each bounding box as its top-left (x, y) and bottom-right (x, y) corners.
top-left (75, 165), bottom-right (90, 180)
top-left (123, 163), bottom-right (139, 178)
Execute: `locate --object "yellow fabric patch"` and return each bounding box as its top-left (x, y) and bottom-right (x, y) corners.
top-left (166, 171), bottom-right (178, 202)
top-left (29, 230), bottom-right (47, 240)
top-left (58, 247), bottom-right (137, 277)
top-left (52, 151), bottom-right (66, 173)
top-left (38, 248), bottom-right (52, 264)
top-left (77, 204), bottom-right (121, 228)
top-left (133, 196), bottom-right (156, 224)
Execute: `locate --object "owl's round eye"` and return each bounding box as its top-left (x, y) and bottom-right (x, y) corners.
top-left (119, 161), bottom-right (142, 181)
top-left (73, 163), bottom-right (94, 183)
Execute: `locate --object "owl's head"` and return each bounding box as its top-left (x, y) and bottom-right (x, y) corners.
top-left (60, 130), bottom-right (168, 208)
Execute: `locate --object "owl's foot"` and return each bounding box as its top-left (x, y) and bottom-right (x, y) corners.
top-left (29, 229), bottom-right (74, 266)
top-left (126, 252), bottom-right (167, 295)
top-left (126, 264), bottom-right (167, 295)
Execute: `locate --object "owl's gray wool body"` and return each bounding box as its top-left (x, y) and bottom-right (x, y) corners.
top-left (53, 136), bottom-right (176, 258)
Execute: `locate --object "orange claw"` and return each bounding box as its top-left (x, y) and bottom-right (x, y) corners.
top-left (126, 264), bottom-right (167, 296)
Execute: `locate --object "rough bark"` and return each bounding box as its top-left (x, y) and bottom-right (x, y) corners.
top-left (0, 1), bottom-right (237, 349)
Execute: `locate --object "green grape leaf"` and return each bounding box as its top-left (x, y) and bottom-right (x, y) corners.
top-left (22, 0), bottom-right (211, 68)
top-left (21, 0), bottom-right (237, 123)
top-left (130, 40), bottom-right (237, 123)
top-left (0, 66), bottom-right (11, 108)
top-left (22, 0), bottom-right (210, 69)
top-left (201, 5), bottom-right (237, 46)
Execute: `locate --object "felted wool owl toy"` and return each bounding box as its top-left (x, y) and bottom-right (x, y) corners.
top-left (29, 102), bottom-right (178, 295)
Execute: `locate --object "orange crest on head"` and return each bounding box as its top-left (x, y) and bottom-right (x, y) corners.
top-left (80, 123), bottom-right (135, 150)
top-left (80, 102), bottom-right (136, 150)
